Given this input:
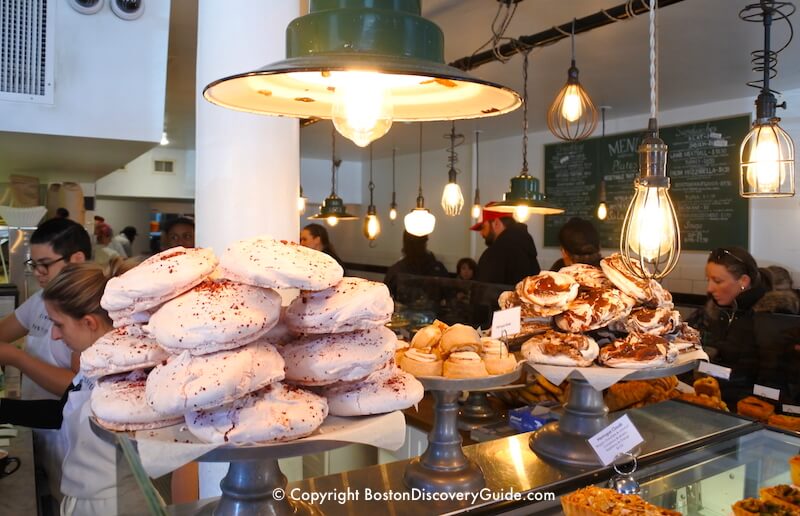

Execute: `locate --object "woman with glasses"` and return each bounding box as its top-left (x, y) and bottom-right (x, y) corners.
top-left (689, 246), bottom-right (768, 406)
top-left (0, 217), bottom-right (91, 502)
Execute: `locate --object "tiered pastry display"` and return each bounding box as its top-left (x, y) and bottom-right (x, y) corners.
top-left (561, 486), bottom-right (681, 516)
top-left (92, 238), bottom-right (423, 444)
top-left (397, 321), bottom-right (518, 378)
top-left (515, 253), bottom-right (701, 369)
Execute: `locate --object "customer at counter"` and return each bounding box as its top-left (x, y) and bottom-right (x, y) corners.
top-left (550, 217), bottom-right (602, 270)
top-left (688, 247), bottom-right (781, 407)
top-left (472, 209), bottom-right (540, 286)
top-left (300, 223), bottom-right (346, 273)
top-left (456, 257), bottom-right (477, 281)
top-left (384, 231), bottom-right (448, 297)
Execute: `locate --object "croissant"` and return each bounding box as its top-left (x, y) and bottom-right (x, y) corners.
top-left (693, 376), bottom-right (722, 400)
top-left (605, 381), bottom-right (653, 412)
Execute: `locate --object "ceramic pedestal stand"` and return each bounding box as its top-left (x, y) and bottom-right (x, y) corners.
top-left (404, 369), bottom-right (521, 493)
top-left (528, 361), bottom-right (698, 469)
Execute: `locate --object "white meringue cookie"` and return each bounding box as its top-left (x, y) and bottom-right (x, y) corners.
top-left (321, 363), bottom-right (424, 417)
top-left (80, 328), bottom-right (169, 379)
top-left (92, 370), bottom-right (183, 431)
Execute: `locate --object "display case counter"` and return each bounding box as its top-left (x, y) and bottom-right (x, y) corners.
top-left (157, 401), bottom-right (771, 515)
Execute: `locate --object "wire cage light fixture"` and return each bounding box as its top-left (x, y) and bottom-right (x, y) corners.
top-left (547, 18), bottom-right (598, 142)
top-left (441, 122), bottom-right (465, 216)
top-left (739, 0), bottom-right (796, 197)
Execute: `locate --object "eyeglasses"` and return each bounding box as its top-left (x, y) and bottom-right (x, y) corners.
top-left (25, 257), bottom-right (66, 275)
top-left (710, 248), bottom-right (746, 265)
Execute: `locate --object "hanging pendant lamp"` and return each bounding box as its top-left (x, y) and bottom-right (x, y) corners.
top-left (404, 124), bottom-right (436, 237)
top-left (389, 148), bottom-right (398, 221)
top-left (596, 106), bottom-right (610, 221)
top-left (547, 18), bottom-right (598, 142)
top-left (203, 1), bottom-right (522, 148)
top-left (739, 0), bottom-right (796, 197)
top-left (363, 144), bottom-right (382, 241)
top-left (490, 49), bottom-right (564, 221)
top-left (471, 130), bottom-right (482, 219)
top-left (309, 125), bottom-right (358, 226)
top-left (619, 1), bottom-right (680, 280)
top-left (441, 122), bottom-right (465, 216)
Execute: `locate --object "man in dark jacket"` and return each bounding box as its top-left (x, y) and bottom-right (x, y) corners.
top-left (472, 210), bottom-right (540, 286)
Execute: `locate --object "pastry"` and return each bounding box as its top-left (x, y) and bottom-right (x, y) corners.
top-left (521, 330), bottom-right (599, 367)
top-left (108, 308), bottom-right (153, 331)
top-left (281, 326), bottom-right (396, 386)
top-left (410, 322), bottom-right (445, 349)
top-left (145, 340), bottom-right (285, 415)
top-left (768, 414), bottom-right (800, 432)
top-left (605, 381), bottom-right (654, 412)
top-left (600, 253), bottom-right (653, 303)
top-left (91, 370), bottom-right (183, 431)
top-left (439, 323), bottom-right (482, 354)
top-left (624, 307), bottom-right (681, 336)
top-left (598, 333), bottom-right (678, 369)
top-left (479, 338), bottom-right (518, 375)
top-left (647, 279), bottom-right (674, 309)
top-left (219, 236), bottom-right (343, 291)
top-left (320, 363), bottom-right (424, 416)
top-left (649, 375), bottom-right (679, 394)
top-left (395, 339), bottom-right (410, 364)
top-left (399, 348), bottom-right (443, 377)
top-left (101, 247), bottom-right (218, 313)
top-left (760, 486), bottom-right (800, 513)
top-left (186, 383), bottom-right (328, 444)
top-left (693, 376), bottom-right (722, 399)
top-left (790, 455), bottom-right (800, 486)
top-left (148, 279), bottom-right (282, 355)
top-left (732, 498), bottom-right (800, 516)
top-left (666, 322), bottom-right (702, 352)
top-left (80, 328), bottom-right (169, 379)
top-left (284, 277), bottom-right (393, 334)
top-left (676, 392), bottom-right (729, 411)
top-left (498, 290), bottom-right (519, 309)
top-left (561, 486), bottom-right (681, 516)
top-left (555, 287), bottom-right (633, 333)
top-left (737, 396), bottom-right (775, 421)
top-left (558, 263), bottom-right (613, 290)
top-left (442, 351), bottom-right (489, 378)
top-left (516, 272), bottom-right (579, 316)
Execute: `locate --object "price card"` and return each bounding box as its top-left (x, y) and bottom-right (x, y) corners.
top-left (697, 361), bottom-right (731, 380)
top-left (783, 404), bottom-right (800, 415)
top-left (491, 307), bottom-right (521, 339)
top-left (588, 414), bottom-right (644, 466)
top-left (754, 384), bottom-right (781, 401)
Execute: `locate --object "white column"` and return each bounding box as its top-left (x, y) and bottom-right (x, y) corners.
top-left (195, 0), bottom-right (300, 497)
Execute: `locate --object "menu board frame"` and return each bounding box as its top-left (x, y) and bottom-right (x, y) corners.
top-left (543, 115), bottom-right (751, 252)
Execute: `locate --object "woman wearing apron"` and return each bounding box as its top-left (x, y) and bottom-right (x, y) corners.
top-left (0, 218), bottom-right (92, 499)
top-left (0, 263), bottom-right (137, 515)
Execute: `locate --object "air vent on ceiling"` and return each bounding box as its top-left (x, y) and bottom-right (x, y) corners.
top-left (154, 159), bottom-right (174, 173)
top-left (0, 0), bottom-right (54, 104)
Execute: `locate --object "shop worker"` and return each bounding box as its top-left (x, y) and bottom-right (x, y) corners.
top-left (472, 208), bottom-right (540, 286)
top-left (109, 225), bottom-right (137, 258)
top-left (0, 218), bottom-right (91, 500)
top-left (162, 216), bottom-right (196, 250)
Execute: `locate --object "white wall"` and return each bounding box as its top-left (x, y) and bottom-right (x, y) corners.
top-left (96, 147), bottom-right (195, 199)
top-left (321, 89), bottom-right (800, 291)
top-left (301, 157), bottom-right (363, 204)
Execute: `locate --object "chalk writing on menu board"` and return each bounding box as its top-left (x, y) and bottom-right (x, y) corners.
top-left (544, 115), bottom-right (750, 251)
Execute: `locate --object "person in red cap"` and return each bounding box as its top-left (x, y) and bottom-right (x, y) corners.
top-left (470, 207), bottom-right (540, 286)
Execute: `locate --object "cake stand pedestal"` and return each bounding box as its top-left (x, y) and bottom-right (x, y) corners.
top-left (403, 369), bottom-right (521, 493)
top-left (527, 360), bottom-right (698, 469)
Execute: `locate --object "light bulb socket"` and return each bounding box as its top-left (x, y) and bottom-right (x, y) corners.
top-left (755, 90), bottom-right (786, 123)
top-left (567, 61), bottom-right (580, 83)
top-left (391, 191), bottom-right (397, 205)
top-left (367, 204), bottom-right (377, 216)
top-left (447, 167), bottom-right (458, 184)
top-left (416, 194), bottom-right (426, 209)
top-left (598, 179), bottom-right (607, 202)
top-left (637, 118), bottom-right (670, 188)
top-left (473, 188), bottom-right (481, 205)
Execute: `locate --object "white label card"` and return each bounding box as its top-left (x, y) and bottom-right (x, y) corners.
top-left (697, 361), bottom-right (732, 380)
top-left (588, 414), bottom-right (644, 466)
top-left (783, 404), bottom-right (800, 415)
top-left (491, 307), bottom-right (521, 339)
top-left (754, 384), bottom-right (781, 401)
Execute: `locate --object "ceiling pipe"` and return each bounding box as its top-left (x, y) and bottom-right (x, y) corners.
top-left (449, 0), bottom-right (689, 71)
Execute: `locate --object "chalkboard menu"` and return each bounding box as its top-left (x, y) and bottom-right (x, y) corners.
top-left (544, 115), bottom-right (751, 251)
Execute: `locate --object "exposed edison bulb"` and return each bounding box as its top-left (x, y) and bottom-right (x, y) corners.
top-left (389, 207), bottom-right (397, 221)
top-left (746, 128), bottom-right (782, 192)
top-left (331, 72), bottom-right (393, 148)
top-left (404, 208), bottom-right (436, 237)
top-left (471, 203), bottom-right (481, 219)
top-left (441, 182), bottom-right (464, 216)
top-left (326, 216), bottom-right (339, 227)
top-left (561, 84), bottom-right (583, 123)
top-left (363, 213), bottom-right (381, 240)
top-left (297, 196), bottom-right (307, 214)
top-left (623, 185), bottom-right (677, 263)
top-left (513, 205), bottom-right (531, 223)
top-left (596, 201), bottom-right (608, 221)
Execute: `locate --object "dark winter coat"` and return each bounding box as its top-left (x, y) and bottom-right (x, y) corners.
top-left (475, 222), bottom-right (541, 287)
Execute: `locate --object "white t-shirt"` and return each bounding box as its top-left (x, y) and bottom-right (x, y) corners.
top-left (15, 291), bottom-right (74, 400)
top-left (108, 234), bottom-right (130, 259)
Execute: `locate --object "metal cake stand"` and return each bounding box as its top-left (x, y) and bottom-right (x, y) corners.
top-left (526, 360), bottom-right (699, 469)
top-left (403, 368), bottom-right (522, 493)
top-left (91, 418), bottom-right (351, 516)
